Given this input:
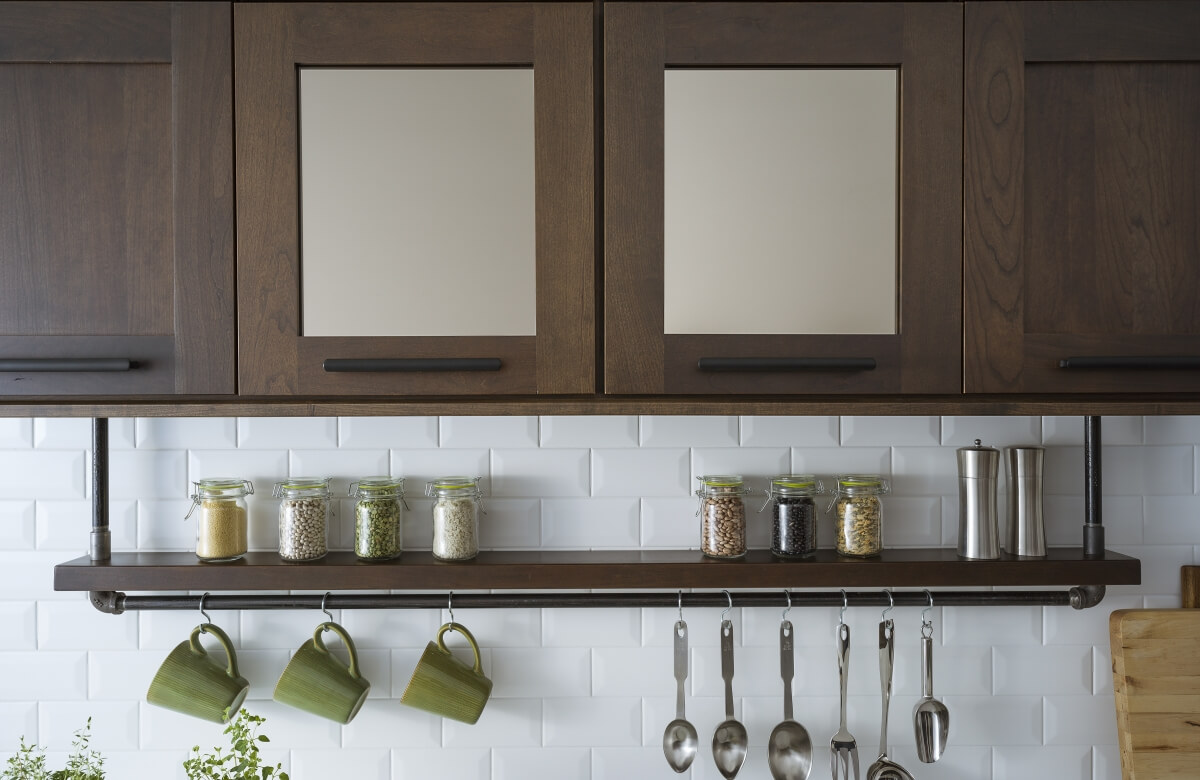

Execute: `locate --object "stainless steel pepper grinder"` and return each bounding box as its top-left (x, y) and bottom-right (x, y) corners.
top-left (1005, 446), bottom-right (1046, 558)
top-left (957, 439), bottom-right (1000, 559)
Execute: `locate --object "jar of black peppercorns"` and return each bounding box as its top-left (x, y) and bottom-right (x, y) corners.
top-left (760, 475), bottom-right (823, 559)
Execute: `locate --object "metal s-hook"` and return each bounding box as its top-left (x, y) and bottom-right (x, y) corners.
top-left (839, 589), bottom-right (848, 625)
top-left (678, 590), bottom-right (684, 623)
top-left (881, 589), bottom-right (894, 619)
top-left (198, 592), bottom-right (211, 625)
top-left (321, 592), bottom-right (333, 622)
top-left (922, 589), bottom-right (935, 639)
top-left (720, 590), bottom-right (733, 621)
top-left (448, 590), bottom-right (455, 628)
top-left (782, 589), bottom-right (792, 622)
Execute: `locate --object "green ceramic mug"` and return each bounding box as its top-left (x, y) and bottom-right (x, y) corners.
top-left (273, 621), bottom-right (370, 724)
top-left (146, 623), bottom-right (249, 724)
top-left (401, 622), bottom-right (493, 724)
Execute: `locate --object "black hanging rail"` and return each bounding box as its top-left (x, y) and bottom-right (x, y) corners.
top-left (88, 586), bottom-right (1106, 615)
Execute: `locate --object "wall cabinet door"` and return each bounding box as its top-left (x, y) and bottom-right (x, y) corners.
top-left (235, 3), bottom-right (594, 396)
top-left (604, 2), bottom-right (962, 395)
top-left (966, 1), bottom-right (1200, 393)
top-left (0, 2), bottom-right (234, 395)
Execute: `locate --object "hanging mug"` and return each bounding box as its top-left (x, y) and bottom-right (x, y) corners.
top-left (401, 622), bottom-right (493, 724)
top-left (273, 621), bottom-right (370, 724)
top-left (146, 623), bottom-right (249, 724)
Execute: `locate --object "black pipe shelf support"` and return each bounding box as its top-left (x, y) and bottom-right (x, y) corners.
top-left (72, 416), bottom-right (1124, 614)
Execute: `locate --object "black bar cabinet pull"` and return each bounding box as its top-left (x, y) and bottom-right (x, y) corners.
top-left (1058, 356), bottom-right (1200, 370)
top-left (697, 357), bottom-right (876, 372)
top-left (0, 358), bottom-right (132, 372)
top-left (323, 358), bottom-right (502, 372)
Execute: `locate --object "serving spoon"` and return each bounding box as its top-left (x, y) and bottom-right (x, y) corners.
top-left (712, 618), bottom-right (748, 778)
top-left (768, 618), bottom-right (813, 780)
top-left (663, 618), bottom-right (698, 772)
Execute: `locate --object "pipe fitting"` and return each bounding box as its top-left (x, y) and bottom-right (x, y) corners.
top-left (1069, 584), bottom-right (1106, 610)
top-left (89, 590), bottom-right (125, 615)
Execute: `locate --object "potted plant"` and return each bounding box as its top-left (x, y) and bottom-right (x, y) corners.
top-left (183, 709), bottom-right (288, 780)
top-left (2, 719), bottom-right (104, 780)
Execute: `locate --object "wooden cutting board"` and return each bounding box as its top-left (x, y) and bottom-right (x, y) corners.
top-left (1110, 567), bottom-right (1200, 779)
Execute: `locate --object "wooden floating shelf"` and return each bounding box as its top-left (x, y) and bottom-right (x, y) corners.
top-left (55, 548), bottom-right (1141, 593)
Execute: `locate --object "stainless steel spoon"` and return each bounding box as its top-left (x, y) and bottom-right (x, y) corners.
top-left (913, 629), bottom-right (950, 762)
top-left (712, 619), bottom-right (748, 779)
top-left (768, 619), bottom-right (813, 780)
top-left (865, 620), bottom-right (916, 780)
top-left (663, 619), bottom-right (698, 773)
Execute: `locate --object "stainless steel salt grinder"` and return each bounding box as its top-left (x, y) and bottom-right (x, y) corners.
top-left (957, 439), bottom-right (1000, 559)
top-left (1005, 446), bottom-right (1046, 557)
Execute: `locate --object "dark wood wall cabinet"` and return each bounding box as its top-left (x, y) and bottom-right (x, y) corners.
top-left (965, 1), bottom-right (1200, 394)
top-left (0, 2), bottom-right (235, 396)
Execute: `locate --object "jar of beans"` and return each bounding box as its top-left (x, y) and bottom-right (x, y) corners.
top-left (272, 477), bottom-right (332, 561)
top-left (697, 475), bottom-right (749, 559)
top-left (426, 477), bottom-right (484, 561)
top-left (189, 478), bottom-right (253, 562)
top-left (350, 476), bottom-right (407, 561)
top-left (761, 475), bottom-right (824, 559)
top-left (829, 475), bottom-right (889, 558)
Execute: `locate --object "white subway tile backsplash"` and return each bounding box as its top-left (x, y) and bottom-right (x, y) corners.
top-left (38, 700), bottom-right (138, 751)
top-left (341, 699), bottom-right (440, 749)
top-left (541, 416), bottom-right (637, 448)
top-left (593, 449), bottom-right (689, 497)
top-left (641, 415), bottom-right (738, 447)
top-left (891, 447), bottom-right (958, 496)
top-left (0, 419), bottom-right (32, 448)
top-left (442, 698), bottom-right (542, 748)
top-left (1044, 447), bottom-right (1085, 495)
top-left (592, 647), bottom-right (674, 699)
top-left (881, 497), bottom-right (942, 547)
top-left (541, 498), bottom-right (639, 549)
top-left (478, 498), bottom-right (541, 549)
top-left (137, 607), bottom-right (241, 650)
top-left (943, 416), bottom-right (1041, 447)
top-left (1093, 744), bottom-right (1121, 780)
top-left (1103, 445), bottom-right (1194, 495)
top-left (1045, 696), bottom-right (1119, 745)
top-left (232, 700), bottom-right (341, 750)
top-left (236, 417), bottom-right (337, 450)
top-left (591, 747), bottom-right (673, 780)
top-left (441, 416), bottom-right (537, 449)
top-left (994, 746), bottom-right (1090, 780)
top-left (0, 551), bottom-right (76, 601)
top-left (289, 449), bottom-right (388, 485)
top-left (691, 643), bottom-right (783, 698)
top-left (0, 602), bottom-right (34, 650)
top-left (791, 446), bottom-right (891, 483)
top-left (37, 600), bottom-right (138, 650)
top-left (292, 749), bottom-right (389, 779)
top-left (1111, 544), bottom-right (1192, 596)
top-left (1042, 416), bottom-right (1142, 445)
top-left (136, 499), bottom-right (194, 550)
top-left (0, 702), bottom-right (37, 750)
top-left (86, 650), bottom-right (160, 700)
top-left (32, 419), bottom-right (93, 450)
top-left (1143, 495), bottom-right (1200, 544)
top-left (492, 449), bottom-right (589, 497)
top-left (0, 451), bottom-right (85, 500)
top-left (740, 415), bottom-right (839, 447)
top-left (690, 447), bottom-right (789, 485)
top-left (948, 695), bottom-right (1043, 745)
top-left (390, 448), bottom-right (489, 487)
top-left (37, 499), bottom-right (136, 552)
top-left (338, 416), bottom-right (438, 449)
top-left (642, 608), bottom-right (741, 647)
top-left (543, 697), bottom-right (640, 746)
top-left (394, 747), bottom-right (491, 779)
top-left (842, 416), bottom-right (939, 446)
top-left (0, 652), bottom-right (86, 700)
top-left (1043, 496), bottom-right (1144, 546)
top-left (543, 608), bottom-right (639, 648)
top-left (493, 747), bottom-right (591, 780)
top-left (640, 498), bottom-right (697, 549)
top-left (995, 646), bottom-right (1092, 696)
top-left (187, 450), bottom-right (289, 493)
top-left (1044, 595), bottom-right (1141, 646)
top-left (889, 745), bottom-right (993, 779)
top-left (641, 696), bottom-right (726, 748)
top-left (944, 606), bottom-right (1041, 646)
top-left (0, 501), bottom-right (35, 549)
top-left (136, 417), bottom-right (236, 450)
top-left (490, 648), bottom-right (590, 698)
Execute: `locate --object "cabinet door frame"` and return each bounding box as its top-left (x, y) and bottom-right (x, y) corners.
top-left (604, 2), bottom-right (962, 395)
top-left (235, 2), bottom-right (594, 396)
top-left (0, 1), bottom-right (234, 395)
top-left (965, 1), bottom-right (1200, 393)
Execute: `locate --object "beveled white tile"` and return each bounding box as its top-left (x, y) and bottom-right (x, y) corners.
top-left (440, 416), bottom-right (537, 448)
top-left (995, 645), bottom-right (1091, 695)
top-left (434, 607), bottom-right (541, 649)
top-left (492, 449), bottom-right (589, 497)
top-left (86, 650), bottom-right (162, 700)
top-left (1044, 594), bottom-right (1141, 646)
top-left (1110, 544), bottom-right (1192, 597)
top-left (0, 702), bottom-right (37, 751)
top-left (103, 751), bottom-right (193, 778)
top-left (891, 447), bottom-right (957, 496)
top-left (692, 642), bottom-right (786, 698)
top-left (239, 609), bottom-right (327, 651)
top-left (0, 602), bottom-right (34, 650)
top-left (544, 697), bottom-right (640, 746)
top-left (493, 747), bottom-right (591, 780)
top-left (490, 647), bottom-right (590, 698)
top-left (943, 416), bottom-right (1041, 447)
top-left (38, 700), bottom-right (138, 751)
top-left (224, 700), bottom-right (341, 750)
top-left (1043, 496), bottom-right (1143, 546)
top-left (237, 417), bottom-right (337, 449)
top-left (640, 497), bottom-right (698, 549)
top-left (0, 419), bottom-right (32, 448)
top-left (1143, 415), bottom-right (1200, 444)
top-left (691, 447), bottom-right (789, 485)
top-left (337, 607), bottom-right (439, 651)
top-left (642, 696), bottom-right (725, 748)
top-left (341, 699), bottom-right (440, 749)
top-left (1094, 744), bottom-right (1121, 780)
top-left (0, 551), bottom-right (77, 601)
top-left (994, 746), bottom-right (1091, 780)
top-left (592, 747), bottom-right (674, 780)
top-left (1094, 647), bottom-right (1113, 695)
top-left (137, 499), bottom-right (194, 550)
top-left (592, 646), bottom-right (674, 698)
top-left (479, 498), bottom-right (541, 548)
top-left (593, 449), bottom-right (690, 497)
top-left (947, 694), bottom-right (1042, 745)
top-left (289, 449), bottom-right (388, 488)
top-left (1103, 445), bottom-right (1193, 495)
top-left (292, 750), bottom-right (389, 779)
top-left (740, 415), bottom-right (838, 447)
top-left (791, 446), bottom-right (891, 483)
top-left (1044, 446), bottom-right (1085, 495)
top-left (640, 415), bottom-right (738, 447)
top-left (912, 644), bottom-right (991, 696)
top-left (441, 698), bottom-right (541, 748)
top-left (33, 419), bottom-right (94, 449)
top-left (338, 416), bottom-right (438, 449)
top-left (137, 607), bottom-right (241, 650)
top-left (842, 416), bottom-right (939, 446)
top-left (882, 496), bottom-right (942, 547)
top-left (0, 501), bottom-right (35, 549)
top-left (109, 449), bottom-right (185, 501)
top-left (541, 498), bottom-right (639, 549)
top-left (37, 499), bottom-right (136, 552)
top-left (944, 606), bottom-right (1041, 645)
top-left (1043, 416), bottom-right (1143, 445)
top-left (1144, 495), bottom-right (1200, 544)
top-left (390, 449), bottom-right (489, 488)
top-left (541, 416), bottom-right (638, 448)
top-left (642, 607), bottom-right (741, 647)
top-left (37, 599), bottom-right (138, 650)
top-left (187, 450), bottom-right (289, 498)
top-left (0, 652), bottom-right (87, 700)
top-left (543, 608), bottom-right (640, 647)
top-left (395, 748), bottom-right (490, 779)
top-left (136, 417), bottom-right (236, 450)
top-left (232, 648), bottom-right (290, 700)
top-left (0, 451), bottom-right (85, 500)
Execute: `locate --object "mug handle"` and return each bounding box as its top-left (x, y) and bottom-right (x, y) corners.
top-left (313, 621), bottom-right (363, 681)
top-left (191, 623), bottom-right (242, 680)
top-left (437, 622), bottom-right (484, 677)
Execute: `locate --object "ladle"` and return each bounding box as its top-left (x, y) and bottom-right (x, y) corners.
top-left (712, 614), bottom-right (748, 779)
top-left (662, 606), bottom-right (698, 772)
top-left (913, 593), bottom-right (950, 763)
top-left (865, 615), bottom-right (916, 780)
top-left (767, 613), bottom-right (813, 780)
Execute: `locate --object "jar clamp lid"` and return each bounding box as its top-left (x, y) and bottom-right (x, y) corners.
top-left (350, 476), bottom-right (409, 509)
top-left (760, 474), bottom-right (823, 511)
top-left (426, 477), bottom-right (486, 512)
top-left (187, 478), bottom-right (253, 519)
top-left (272, 476), bottom-right (332, 498)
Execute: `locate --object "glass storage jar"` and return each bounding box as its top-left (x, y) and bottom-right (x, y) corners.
top-left (189, 478), bottom-right (253, 562)
top-left (830, 474), bottom-right (889, 558)
top-left (426, 477), bottom-right (484, 561)
top-left (761, 475), bottom-right (823, 559)
top-left (350, 476), bottom-right (406, 561)
top-left (273, 477), bottom-right (332, 561)
top-left (697, 475), bottom-right (749, 559)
